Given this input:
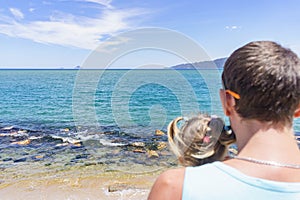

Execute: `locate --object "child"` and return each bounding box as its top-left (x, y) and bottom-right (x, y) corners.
top-left (167, 114), bottom-right (236, 166)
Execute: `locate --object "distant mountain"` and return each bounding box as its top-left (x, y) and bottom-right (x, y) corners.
top-left (170, 57), bottom-right (227, 70)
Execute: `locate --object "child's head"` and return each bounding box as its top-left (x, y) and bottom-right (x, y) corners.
top-left (222, 41), bottom-right (300, 124)
top-left (167, 114), bottom-right (236, 166)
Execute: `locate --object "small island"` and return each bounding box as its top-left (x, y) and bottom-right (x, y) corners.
top-left (170, 58), bottom-right (226, 70)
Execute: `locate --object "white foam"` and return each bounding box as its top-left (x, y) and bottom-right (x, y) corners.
top-left (1, 126), bottom-right (14, 130)
top-left (51, 135), bottom-right (81, 144)
top-left (99, 139), bottom-right (127, 147)
top-left (104, 188), bottom-right (149, 200)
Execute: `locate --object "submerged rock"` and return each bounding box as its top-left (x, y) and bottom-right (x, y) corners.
top-left (75, 154), bottom-right (89, 159)
top-left (33, 155), bottom-right (44, 160)
top-left (108, 183), bottom-right (133, 192)
top-left (147, 150), bottom-right (159, 158)
top-left (132, 148), bottom-right (146, 153)
top-left (130, 142), bottom-right (145, 147)
top-left (84, 162), bottom-right (97, 166)
top-left (71, 143), bottom-right (82, 148)
top-left (157, 142), bottom-right (167, 150)
top-left (11, 139), bottom-right (31, 145)
top-left (63, 128), bottom-right (70, 132)
top-left (13, 157), bottom-right (27, 163)
top-left (3, 158), bottom-right (13, 162)
top-left (155, 129), bottom-right (165, 136)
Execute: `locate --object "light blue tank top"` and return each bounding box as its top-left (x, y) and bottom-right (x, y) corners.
top-left (182, 162), bottom-right (300, 200)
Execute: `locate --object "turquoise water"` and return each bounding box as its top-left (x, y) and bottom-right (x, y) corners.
top-left (0, 69), bottom-right (299, 170)
top-left (0, 69), bottom-right (224, 131)
top-left (0, 69), bottom-right (224, 169)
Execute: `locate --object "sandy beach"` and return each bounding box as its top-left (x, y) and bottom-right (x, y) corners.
top-left (0, 162), bottom-right (168, 200)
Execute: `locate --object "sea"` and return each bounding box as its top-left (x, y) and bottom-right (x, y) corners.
top-left (0, 69), bottom-right (299, 174)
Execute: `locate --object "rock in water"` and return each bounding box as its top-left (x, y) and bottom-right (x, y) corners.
top-left (155, 130), bottom-right (165, 136)
top-left (130, 142), bottom-right (145, 147)
top-left (157, 142), bottom-right (167, 150)
top-left (133, 148), bottom-right (146, 153)
top-left (147, 150), bottom-right (159, 158)
top-left (11, 139), bottom-right (31, 145)
top-left (13, 157), bottom-right (27, 163)
top-left (108, 183), bottom-right (131, 192)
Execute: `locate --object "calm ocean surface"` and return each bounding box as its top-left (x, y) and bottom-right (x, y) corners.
top-left (0, 69), bottom-right (224, 130)
top-left (0, 69), bottom-right (299, 172)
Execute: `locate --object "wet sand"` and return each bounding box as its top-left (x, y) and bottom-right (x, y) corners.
top-left (0, 162), bottom-right (169, 200)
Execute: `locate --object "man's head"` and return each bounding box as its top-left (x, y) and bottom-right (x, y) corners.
top-left (222, 41), bottom-right (300, 124)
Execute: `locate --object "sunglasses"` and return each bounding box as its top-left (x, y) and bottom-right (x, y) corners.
top-left (225, 90), bottom-right (240, 100)
top-left (222, 80), bottom-right (240, 100)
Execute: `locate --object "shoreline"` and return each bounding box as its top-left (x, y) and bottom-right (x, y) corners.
top-left (0, 124), bottom-right (177, 199)
top-left (0, 162), bottom-right (170, 200)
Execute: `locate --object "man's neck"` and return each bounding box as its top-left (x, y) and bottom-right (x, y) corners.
top-left (233, 119), bottom-right (298, 160)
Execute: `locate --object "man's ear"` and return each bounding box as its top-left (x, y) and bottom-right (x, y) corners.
top-left (219, 90), bottom-right (236, 116)
top-left (294, 104), bottom-right (300, 118)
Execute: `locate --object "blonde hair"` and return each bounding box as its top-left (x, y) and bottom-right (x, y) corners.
top-left (167, 114), bottom-right (236, 166)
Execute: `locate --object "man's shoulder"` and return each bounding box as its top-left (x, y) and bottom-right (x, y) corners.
top-left (148, 167), bottom-right (185, 200)
top-left (160, 167), bottom-right (185, 180)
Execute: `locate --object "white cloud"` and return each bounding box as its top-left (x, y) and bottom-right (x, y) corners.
top-left (83, 0), bottom-right (113, 9)
top-left (225, 25), bottom-right (241, 30)
top-left (0, 8), bottom-right (145, 50)
top-left (42, 1), bottom-right (52, 5)
top-left (9, 8), bottom-right (24, 20)
top-left (63, 0), bottom-right (113, 8)
top-left (29, 8), bottom-right (35, 12)
top-left (95, 36), bottom-right (131, 53)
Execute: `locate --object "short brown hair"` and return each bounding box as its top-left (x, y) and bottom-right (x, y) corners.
top-left (222, 41), bottom-right (300, 124)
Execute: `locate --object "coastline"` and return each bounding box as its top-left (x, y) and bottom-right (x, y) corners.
top-left (0, 162), bottom-right (168, 200)
top-left (0, 124), bottom-right (177, 200)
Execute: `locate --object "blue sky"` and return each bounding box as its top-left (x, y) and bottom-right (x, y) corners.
top-left (0, 0), bottom-right (300, 68)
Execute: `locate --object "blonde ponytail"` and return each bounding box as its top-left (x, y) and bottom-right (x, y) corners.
top-left (167, 114), bottom-right (236, 166)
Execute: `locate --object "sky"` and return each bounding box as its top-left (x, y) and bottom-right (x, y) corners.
top-left (0, 0), bottom-right (300, 68)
